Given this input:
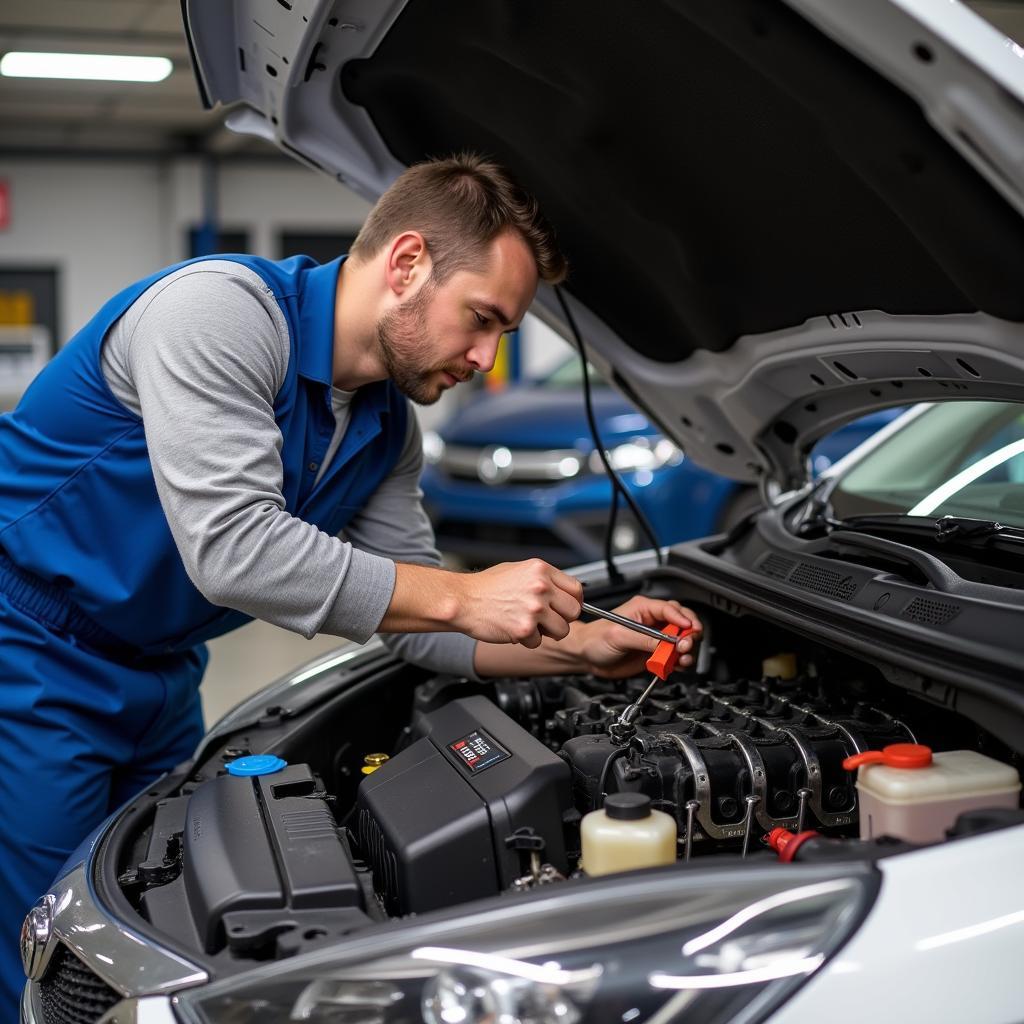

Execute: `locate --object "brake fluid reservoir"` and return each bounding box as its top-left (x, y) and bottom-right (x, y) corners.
top-left (844, 744), bottom-right (1021, 844)
top-left (580, 793), bottom-right (676, 876)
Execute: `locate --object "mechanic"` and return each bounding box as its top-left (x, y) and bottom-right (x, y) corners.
top-left (0, 154), bottom-right (700, 1015)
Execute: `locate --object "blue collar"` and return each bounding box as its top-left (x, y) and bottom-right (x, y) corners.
top-left (296, 254), bottom-right (395, 420)
top-left (296, 256), bottom-right (344, 385)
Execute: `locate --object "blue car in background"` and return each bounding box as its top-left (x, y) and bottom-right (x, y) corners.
top-left (422, 358), bottom-right (902, 567)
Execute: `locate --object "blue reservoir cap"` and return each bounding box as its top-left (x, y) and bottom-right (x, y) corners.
top-left (226, 754), bottom-right (287, 777)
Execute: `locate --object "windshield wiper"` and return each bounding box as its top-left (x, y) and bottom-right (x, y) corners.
top-left (826, 514), bottom-right (1024, 547)
top-left (792, 472), bottom-right (1024, 549)
top-left (934, 516), bottom-right (1007, 543)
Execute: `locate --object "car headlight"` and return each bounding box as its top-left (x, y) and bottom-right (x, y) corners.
top-left (174, 867), bottom-right (874, 1024)
top-left (423, 431), bottom-right (446, 465)
top-left (590, 438), bottom-right (683, 474)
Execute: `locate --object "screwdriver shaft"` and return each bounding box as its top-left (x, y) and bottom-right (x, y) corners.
top-left (634, 673), bottom-right (661, 711)
top-left (616, 664), bottom-right (670, 730)
top-left (581, 602), bottom-right (681, 644)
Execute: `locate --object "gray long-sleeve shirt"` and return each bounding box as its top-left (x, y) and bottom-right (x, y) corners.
top-left (100, 259), bottom-right (478, 677)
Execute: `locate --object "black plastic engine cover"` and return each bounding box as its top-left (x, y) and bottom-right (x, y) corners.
top-left (183, 763), bottom-right (364, 951)
top-left (357, 696), bottom-right (571, 915)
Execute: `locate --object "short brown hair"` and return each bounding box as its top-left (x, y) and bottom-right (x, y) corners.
top-left (349, 153), bottom-right (567, 285)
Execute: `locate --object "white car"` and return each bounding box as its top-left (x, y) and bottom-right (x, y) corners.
top-left (21, 1), bottom-right (1024, 1022)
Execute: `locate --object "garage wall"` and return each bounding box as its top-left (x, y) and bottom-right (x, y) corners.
top-left (0, 156), bottom-right (374, 340)
top-left (165, 158), bottom-right (373, 260)
top-left (0, 156), bottom-right (565, 375)
top-left (0, 159), bottom-right (169, 338)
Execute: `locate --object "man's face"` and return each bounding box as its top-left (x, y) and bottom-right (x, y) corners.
top-left (376, 230), bottom-right (538, 405)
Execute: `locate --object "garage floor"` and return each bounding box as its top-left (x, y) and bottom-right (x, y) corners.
top-left (199, 551), bottom-right (465, 726)
top-left (200, 620), bottom-right (344, 726)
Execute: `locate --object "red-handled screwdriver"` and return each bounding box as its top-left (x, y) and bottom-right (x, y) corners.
top-left (581, 602), bottom-right (684, 645)
top-left (615, 623), bottom-right (692, 731)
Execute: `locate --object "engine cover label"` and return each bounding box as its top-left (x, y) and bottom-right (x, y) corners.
top-left (448, 730), bottom-right (510, 773)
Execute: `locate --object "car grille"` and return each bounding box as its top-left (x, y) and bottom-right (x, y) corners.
top-left (38, 945), bottom-right (120, 1024)
top-left (437, 444), bottom-right (586, 485)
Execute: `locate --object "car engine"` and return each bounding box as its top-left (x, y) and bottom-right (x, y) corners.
top-left (109, 602), bottom-right (1022, 970)
top-left (352, 651), bottom-right (924, 917)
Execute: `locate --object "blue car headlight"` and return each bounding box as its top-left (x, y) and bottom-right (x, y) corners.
top-left (590, 438), bottom-right (683, 474)
top-left (174, 866), bottom-right (874, 1024)
top-left (422, 431), bottom-right (446, 465)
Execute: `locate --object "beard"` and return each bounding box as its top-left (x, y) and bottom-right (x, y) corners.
top-left (375, 283), bottom-right (472, 406)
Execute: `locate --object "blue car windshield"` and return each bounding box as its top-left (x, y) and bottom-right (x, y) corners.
top-left (831, 401), bottom-right (1024, 529)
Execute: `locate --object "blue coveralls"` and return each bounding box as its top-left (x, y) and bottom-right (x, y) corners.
top-left (0, 254), bottom-right (408, 1017)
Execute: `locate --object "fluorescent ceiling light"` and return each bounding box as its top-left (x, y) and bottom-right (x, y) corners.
top-left (0, 52), bottom-right (172, 82)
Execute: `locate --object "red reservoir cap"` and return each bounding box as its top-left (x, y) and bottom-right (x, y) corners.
top-left (842, 743), bottom-right (933, 772)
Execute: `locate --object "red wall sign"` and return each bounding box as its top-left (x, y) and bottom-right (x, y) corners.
top-left (0, 181), bottom-right (9, 231)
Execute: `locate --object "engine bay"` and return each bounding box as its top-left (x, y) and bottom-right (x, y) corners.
top-left (352, 639), bottom-right (993, 918)
top-left (106, 593), bottom-right (1024, 971)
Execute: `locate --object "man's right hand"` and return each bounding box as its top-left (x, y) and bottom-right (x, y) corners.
top-left (380, 558), bottom-right (583, 649)
top-left (449, 559), bottom-right (584, 648)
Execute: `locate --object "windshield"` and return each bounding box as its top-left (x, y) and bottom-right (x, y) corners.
top-left (537, 357), bottom-right (605, 389)
top-left (831, 402), bottom-right (1024, 529)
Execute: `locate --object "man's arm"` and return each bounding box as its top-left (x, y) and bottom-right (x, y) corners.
top-left (115, 265), bottom-right (588, 649)
top-left (339, 412), bottom-right (481, 675)
top-left (116, 263), bottom-right (699, 662)
top-left (113, 265), bottom-right (401, 641)
top-left (382, 558), bottom-right (583, 646)
top-left (341, 411), bottom-right (703, 676)
top-left (339, 407), bottom-right (588, 647)
top-left (471, 594), bottom-right (701, 678)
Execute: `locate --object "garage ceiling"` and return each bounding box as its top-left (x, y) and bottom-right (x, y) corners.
top-left (0, 0), bottom-right (274, 156)
top-left (1, 0), bottom-right (1022, 158)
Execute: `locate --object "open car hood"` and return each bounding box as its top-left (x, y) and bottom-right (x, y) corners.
top-left (184, 0), bottom-right (1024, 488)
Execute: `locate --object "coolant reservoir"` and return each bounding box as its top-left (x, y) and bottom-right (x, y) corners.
top-left (844, 744), bottom-right (1021, 844)
top-left (580, 793), bottom-right (676, 876)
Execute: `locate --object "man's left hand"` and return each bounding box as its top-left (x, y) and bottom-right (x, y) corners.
top-left (578, 595), bottom-right (703, 679)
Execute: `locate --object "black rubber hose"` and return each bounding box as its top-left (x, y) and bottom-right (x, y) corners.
top-left (597, 744), bottom-right (630, 803)
top-left (555, 286), bottom-right (665, 570)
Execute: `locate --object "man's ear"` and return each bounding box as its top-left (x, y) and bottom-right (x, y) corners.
top-left (384, 231), bottom-right (431, 298)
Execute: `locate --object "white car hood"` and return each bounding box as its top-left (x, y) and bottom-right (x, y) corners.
top-left (183, 0), bottom-right (1024, 487)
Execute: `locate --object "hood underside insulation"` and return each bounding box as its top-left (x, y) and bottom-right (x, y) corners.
top-left (342, 0), bottom-right (1024, 362)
